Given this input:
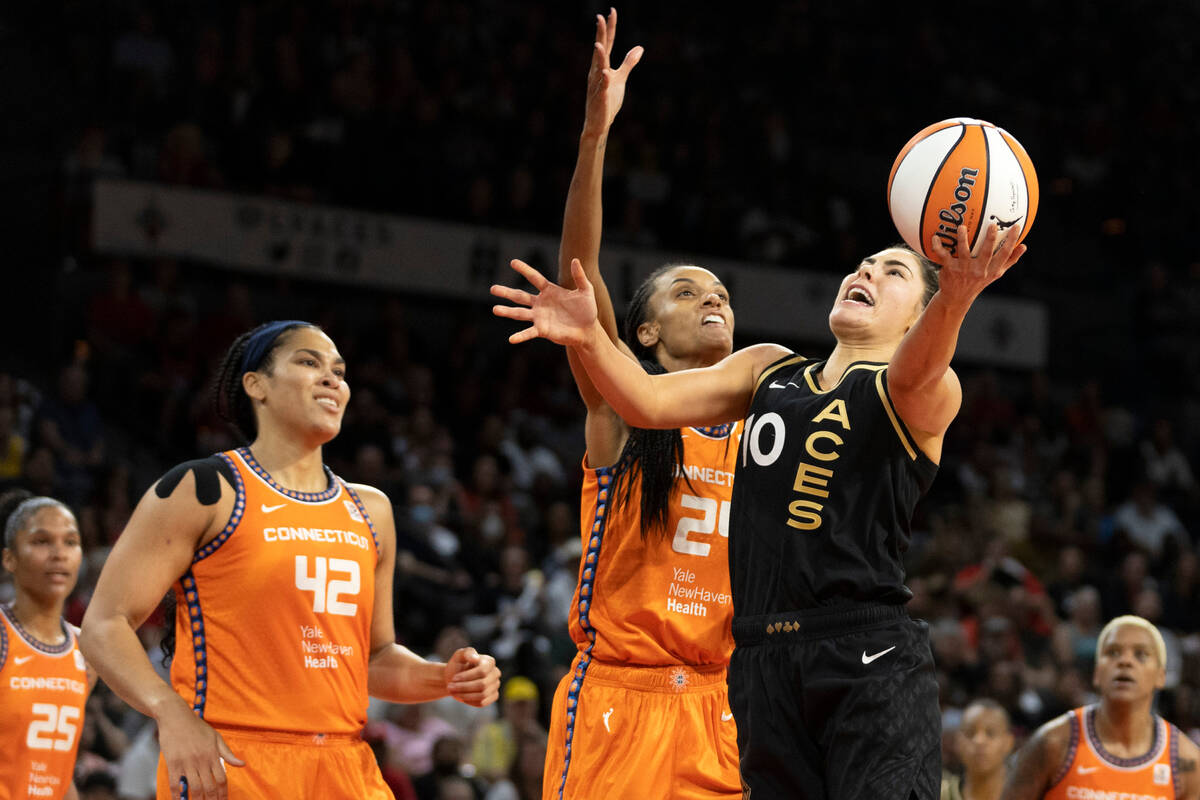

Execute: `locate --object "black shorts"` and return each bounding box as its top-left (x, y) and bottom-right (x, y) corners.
top-left (729, 604), bottom-right (940, 800)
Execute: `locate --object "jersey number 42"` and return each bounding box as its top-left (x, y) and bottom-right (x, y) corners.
top-left (295, 555), bottom-right (360, 616)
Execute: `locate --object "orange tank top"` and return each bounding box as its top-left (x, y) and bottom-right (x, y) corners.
top-left (1045, 705), bottom-right (1179, 800)
top-left (169, 448), bottom-right (378, 735)
top-left (0, 604), bottom-right (88, 800)
top-left (569, 423), bottom-right (739, 667)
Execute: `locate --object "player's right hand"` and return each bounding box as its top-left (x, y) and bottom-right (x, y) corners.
top-left (492, 258), bottom-right (600, 348)
top-left (157, 699), bottom-right (245, 800)
top-left (582, 7), bottom-right (644, 138)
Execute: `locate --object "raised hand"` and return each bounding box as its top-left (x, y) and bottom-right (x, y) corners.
top-left (492, 258), bottom-right (600, 347)
top-left (930, 221), bottom-right (1027, 306)
top-left (583, 7), bottom-right (644, 138)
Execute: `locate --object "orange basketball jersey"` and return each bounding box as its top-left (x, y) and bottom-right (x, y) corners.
top-left (1045, 705), bottom-right (1180, 800)
top-left (0, 604), bottom-right (88, 800)
top-left (569, 422), bottom-right (740, 667)
top-left (169, 448), bottom-right (378, 735)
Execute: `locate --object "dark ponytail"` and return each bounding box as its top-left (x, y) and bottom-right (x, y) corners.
top-left (611, 266), bottom-right (691, 541)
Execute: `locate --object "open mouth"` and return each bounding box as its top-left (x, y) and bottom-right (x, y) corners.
top-left (844, 286), bottom-right (874, 306)
top-left (702, 314), bottom-right (726, 327)
top-left (316, 397), bottom-right (340, 412)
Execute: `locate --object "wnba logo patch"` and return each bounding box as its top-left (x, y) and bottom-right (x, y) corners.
top-left (344, 500), bottom-right (364, 523)
top-left (1154, 763), bottom-right (1170, 785)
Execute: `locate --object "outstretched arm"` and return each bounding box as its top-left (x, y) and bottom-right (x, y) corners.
top-left (560, 9), bottom-right (643, 465)
top-left (888, 222), bottom-right (1026, 455)
top-left (493, 258), bottom-right (785, 428)
top-left (559, 8), bottom-right (643, 345)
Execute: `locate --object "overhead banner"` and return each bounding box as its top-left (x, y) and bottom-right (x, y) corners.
top-left (92, 178), bottom-right (1046, 367)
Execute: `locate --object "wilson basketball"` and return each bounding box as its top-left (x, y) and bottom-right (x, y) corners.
top-left (887, 118), bottom-right (1038, 259)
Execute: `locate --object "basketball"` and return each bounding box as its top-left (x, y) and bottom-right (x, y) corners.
top-left (887, 118), bottom-right (1038, 259)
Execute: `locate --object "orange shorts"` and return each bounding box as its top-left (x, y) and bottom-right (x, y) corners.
top-left (543, 655), bottom-right (741, 800)
top-left (156, 727), bottom-right (393, 800)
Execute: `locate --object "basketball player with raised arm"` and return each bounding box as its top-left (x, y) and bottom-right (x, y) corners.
top-left (1001, 615), bottom-right (1200, 800)
top-left (541, 10), bottom-right (740, 799)
top-left (80, 321), bottom-right (501, 800)
top-left (1, 491), bottom-right (96, 800)
top-left (492, 220), bottom-right (1025, 798)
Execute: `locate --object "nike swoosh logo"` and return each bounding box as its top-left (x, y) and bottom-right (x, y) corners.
top-left (769, 381), bottom-right (787, 389)
top-left (261, 503), bottom-right (287, 513)
top-left (861, 646), bottom-right (897, 664)
top-left (1077, 766), bottom-right (1099, 774)
top-left (722, 712), bottom-right (734, 721)
top-left (14, 655), bottom-right (33, 665)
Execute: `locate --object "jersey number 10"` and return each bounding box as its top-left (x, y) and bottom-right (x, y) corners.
top-left (295, 556), bottom-right (360, 616)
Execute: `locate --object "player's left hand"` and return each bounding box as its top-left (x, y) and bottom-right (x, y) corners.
top-left (930, 221), bottom-right (1026, 305)
top-left (444, 646), bottom-right (501, 707)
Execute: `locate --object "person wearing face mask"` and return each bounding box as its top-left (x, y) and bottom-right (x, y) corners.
top-left (1001, 615), bottom-right (1200, 800)
top-left (1, 490), bottom-right (96, 800)
top-left (493, 192), bottom-right (1027, 796)
top-left (80, 321), bottom-right (502, 800)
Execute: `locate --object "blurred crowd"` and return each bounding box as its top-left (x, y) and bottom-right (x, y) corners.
top-left (4, 1), bottom-right (1200, 799)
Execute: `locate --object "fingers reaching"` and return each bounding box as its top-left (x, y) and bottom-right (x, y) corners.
top-left (617, 44), bottom-right (644, 75)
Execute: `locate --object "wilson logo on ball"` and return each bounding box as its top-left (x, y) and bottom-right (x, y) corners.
top-left (934, 167), bottom-right (981, 255)
top-left (887, 118), bottom-right (1038, 259)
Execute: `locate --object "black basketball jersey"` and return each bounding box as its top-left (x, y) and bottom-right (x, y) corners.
top-left (729, 354), bottom-right (938, 615)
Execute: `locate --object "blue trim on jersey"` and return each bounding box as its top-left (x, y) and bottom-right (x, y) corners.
top-left (0, 603), bottom-right (73, 655)
top-left (179, 570), bottom-right (210, 717)
top-left (1052, 709), bottom-right (1081, 788)
top-left (341, 482), bottom-right (381, 555)
top-left (555, 465), bottom-right (616, 799)
top-left (0, 616), bottom-right (7, 670)
top-left (691, 423), bottom-right (733, 439)
top-left (235, 447), bottom-right (339, 503)
top-left (193, 452), bottom-right (247, 563)
top-left (1171, 722), bottom-right (1181, 797)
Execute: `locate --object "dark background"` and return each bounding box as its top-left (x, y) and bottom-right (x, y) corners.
top-left (2, 2), bottom-right (1199, 798)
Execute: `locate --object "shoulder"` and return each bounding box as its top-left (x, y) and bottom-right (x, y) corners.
top-left (1008, 712), bottom-right (1075, 794)
top-left (345, 482), bottom-right (394, 523)
top-left (1026, 711), bottom-right (1075, 767)
top-left (153, 454), bottom-right (238, 506)
top-left (736, 343), bottom-right (797, 388)
top-left (1174, 724), bottom-right (1200, 781)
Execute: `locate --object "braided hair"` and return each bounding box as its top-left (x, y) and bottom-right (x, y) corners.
top-left (610, 266), bottom-right (695, 541)
top-left (211, 321), bottom-right (319, 442)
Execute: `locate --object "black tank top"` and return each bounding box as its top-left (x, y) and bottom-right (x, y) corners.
top-left (729, 354), bottom-right (938, 615)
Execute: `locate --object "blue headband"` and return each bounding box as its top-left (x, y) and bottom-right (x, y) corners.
top-left (239, 320), bottom-right (310, 374)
